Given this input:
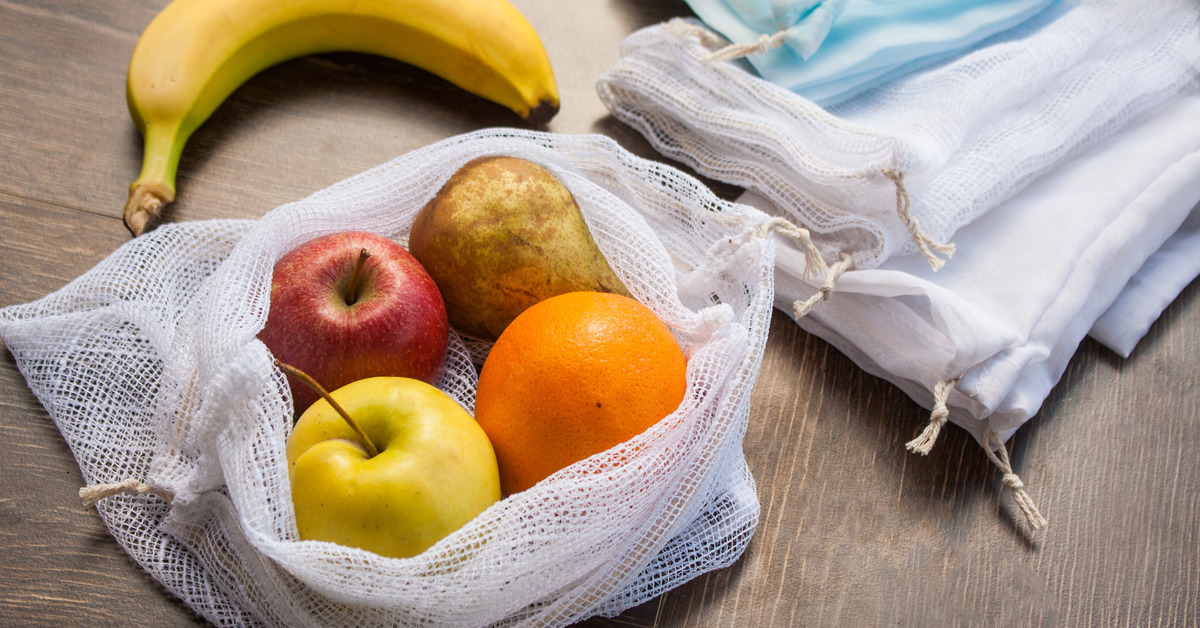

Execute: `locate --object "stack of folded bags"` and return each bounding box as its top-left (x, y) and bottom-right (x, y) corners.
top-left (598, 0), bottom-right (1200, 530)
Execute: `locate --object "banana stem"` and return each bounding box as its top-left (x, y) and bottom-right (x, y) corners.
top-left (124, 184), bottom-right (171, 236)
top-left (125, 124), bottom-right (183, 236)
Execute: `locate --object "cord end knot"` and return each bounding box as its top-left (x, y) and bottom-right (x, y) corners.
top-left (983, 428), bottom-right (1048, 532)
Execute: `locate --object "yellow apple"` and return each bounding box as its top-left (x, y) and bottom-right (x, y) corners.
top-left (285, 374), bottom-right (500, 559)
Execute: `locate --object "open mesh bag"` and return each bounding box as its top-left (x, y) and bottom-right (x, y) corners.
top-left (0, 129), bottom-right (783, 627)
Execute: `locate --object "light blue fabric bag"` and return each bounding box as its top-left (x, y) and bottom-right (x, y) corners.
top-left (684, 0), bottom-right (1060, 106)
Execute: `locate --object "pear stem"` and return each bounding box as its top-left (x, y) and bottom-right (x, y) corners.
top-left (274, 359), bottom-right (380, 458)
top-left (346, 248), bottom-right (370, 305)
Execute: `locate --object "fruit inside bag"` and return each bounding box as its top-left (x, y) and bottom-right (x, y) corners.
top-left (0, 129), bottom-right (781, 627)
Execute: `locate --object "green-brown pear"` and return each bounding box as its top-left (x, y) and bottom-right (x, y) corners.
top-left (409, 156), bottom-right (630, 340)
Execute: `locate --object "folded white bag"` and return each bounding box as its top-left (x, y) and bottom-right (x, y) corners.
top-left (1090, 207), bottom-right (1200, 359)
top-left (599, 0), bottom-right (1200, 273)
top-left (598, 0), bottom-right (1200, 530)
top-left (763, 92), bottom-right (1200, 529)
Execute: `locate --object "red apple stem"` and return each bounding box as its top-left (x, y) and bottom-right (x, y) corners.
top-left (346, 248), bottom-right (370, 305)
top-left (274, 359), bottom-right (380, 458)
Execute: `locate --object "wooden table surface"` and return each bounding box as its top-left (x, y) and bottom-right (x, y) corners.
top-left (2, 1), bottom-right (1197, 626)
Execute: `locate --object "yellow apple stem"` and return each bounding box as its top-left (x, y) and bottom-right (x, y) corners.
top-left (274, 359), bottom-right (380, 458)
top-left (346, 248), bottom-right (371, 305)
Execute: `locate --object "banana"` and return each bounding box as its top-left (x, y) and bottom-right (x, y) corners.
top-left (123, 0), bottom-right (560, 236)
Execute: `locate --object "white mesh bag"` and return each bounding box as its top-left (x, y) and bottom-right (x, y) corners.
top-left (762, 91), bottom-right (1200, 529)
top-left (597, 0), bottom-right (1200, 272)
top-left (596, 0), bottom-right (1200, 530)
top-left (0, 129), bottom-right (782, 627)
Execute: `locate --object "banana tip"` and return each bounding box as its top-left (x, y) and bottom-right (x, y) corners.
top-left (525, 100), bottom-right (559, 127)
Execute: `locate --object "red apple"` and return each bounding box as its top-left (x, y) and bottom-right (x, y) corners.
top-left (259, 231), bottom-right (449, 414)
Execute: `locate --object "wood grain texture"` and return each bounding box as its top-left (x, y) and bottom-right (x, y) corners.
top-left (1, 0), bottom-right (1198, 626)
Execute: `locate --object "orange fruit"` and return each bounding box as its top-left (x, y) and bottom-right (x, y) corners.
top-left (474, 291), bottom-right (688, 495)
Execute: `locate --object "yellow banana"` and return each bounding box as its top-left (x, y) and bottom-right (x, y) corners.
top-left (123, 0), bottom-right (560, 235)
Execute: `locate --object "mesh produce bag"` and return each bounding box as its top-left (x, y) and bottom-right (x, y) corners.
top-left (597, 0), bottom-right (1200, 530)
top-left (598, 0), bottom-right (1200, 272)
top-left (0, 129), bottom-right (785, 627)
top-left (761, 91), bottom-right (1200, 530)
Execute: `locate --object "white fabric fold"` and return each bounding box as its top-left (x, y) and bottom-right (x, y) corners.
top-left (1090, 207), bottom-right (1200, 358)
top-left (765, 92), bottom-right (1200, 446)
